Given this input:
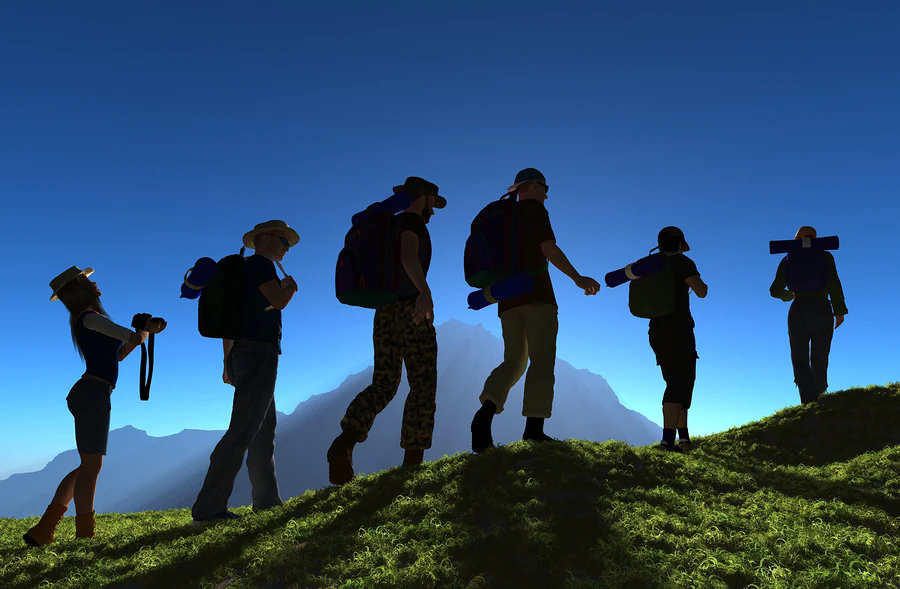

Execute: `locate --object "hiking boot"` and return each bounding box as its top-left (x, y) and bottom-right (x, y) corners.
top-left (191, 510), bottom-right (243, 527)
top-left (523, 431), bottom-right (559, 443)
top-left (401, 448), bottom-right (425, 468)
top-left (471, 410), bottom-right (494, 454)
top-left (327, 427), bottom-right (359, 485)
top-left (677, 439), bottom-right (693, 450)
top-left (75, 511), bottom-right (96, 539)
top-left (657, 442), bottom-right (684, 453)
top-left (23, 503), bottom-right (67, 547)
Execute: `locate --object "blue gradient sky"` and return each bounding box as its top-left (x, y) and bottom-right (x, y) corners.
top-left (2, 2), bottom-right (898, 480)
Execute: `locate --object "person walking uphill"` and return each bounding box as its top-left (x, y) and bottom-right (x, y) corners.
top-left (649, 227), bottom-right (707, 452)
top-left (328, 177), bottom-right (446, 486)
top-left (24, 267), bottom-right (166, 547)
top-left (471, 168), bottom-right (601, 453)
top-left (191, 220), bottom-right (300, 524)
top-left (769, 225), bottom-right (848, 405)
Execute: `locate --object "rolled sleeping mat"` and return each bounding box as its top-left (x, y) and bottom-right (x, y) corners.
top-left (351, 191), bottom-right (413, 226)
top-left (605, 252), bottom-right (667, 288)
top-left (180, 257), bottom-right (218, 299)
top-left (769, 235), bottom-right (839, 255)
top-left (467, 272), bottom-right (535, 310)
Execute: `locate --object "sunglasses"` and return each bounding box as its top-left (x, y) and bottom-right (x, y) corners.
top-left (536, 182), bottom-right (549, 193)
top-left (266, 233), bottom-right (290, 247)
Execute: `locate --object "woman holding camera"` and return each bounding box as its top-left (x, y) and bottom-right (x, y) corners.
top-left (23, 266), bottom-right (166, 546)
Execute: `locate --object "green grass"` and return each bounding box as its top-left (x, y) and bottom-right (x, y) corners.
top-left (3, 383), bottom-right (900, 589)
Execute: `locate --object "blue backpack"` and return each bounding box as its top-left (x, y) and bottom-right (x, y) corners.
top-left (784, 249), bottom-right (828, 293)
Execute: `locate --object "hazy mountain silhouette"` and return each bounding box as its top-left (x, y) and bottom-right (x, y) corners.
top-left (0, 320), bottom-right (660, 517)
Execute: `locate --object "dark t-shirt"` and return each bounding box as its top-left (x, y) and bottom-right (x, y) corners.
top-left (242, 254), bottom-right (283, 353)
top-left (498, 199), bottom-right (558, 315)
top-left (395, 212), bottom-right (432, 302)
top-left (649, 253), bottom-right (700, 330)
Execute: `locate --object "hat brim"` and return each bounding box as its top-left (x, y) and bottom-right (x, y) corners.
top-left (50, 267), bottom-right (94, 301)
top-left (243, 227), bottom-right (301, 249)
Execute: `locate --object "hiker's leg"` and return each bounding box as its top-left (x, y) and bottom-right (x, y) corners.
top-left (480, 306), bottom-right (528, 414)
top-left (65, 377), bottom-right (111, 515)
top-left (247, 395), bottom-right (283, 512)
top-left (51, 467), bottom-right (80, 508)
top-left (399, 308), bottom-right (438, 451)
top-left (521, 304), bottom-right (559, 419)
top-left (192, 341), bottom-right (278, 519)
top-left (677, 411), bottom-right (688, 429)
top-left (788, 302), bottom-right (815, 404)
top-left (650, 322), bottom-right (681, 442)
top-left (341, 303), bottom-right (403, 442)
top-left (73, 453), bottom-right (103, 515)
top-left (809, 300), bottom-right (834, 401)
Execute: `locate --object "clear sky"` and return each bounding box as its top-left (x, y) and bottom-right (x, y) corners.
top-left (2, 1), bottom-right (898, 480)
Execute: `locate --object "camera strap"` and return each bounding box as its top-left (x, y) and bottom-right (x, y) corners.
top-left (139, 333), bottom-right (155, 401)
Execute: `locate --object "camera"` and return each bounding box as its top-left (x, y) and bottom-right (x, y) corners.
top-left (132, 313), bottom-right (166, 332)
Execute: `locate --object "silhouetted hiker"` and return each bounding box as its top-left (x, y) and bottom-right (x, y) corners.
top-left (470, 168), bottom-right (600, 453)
top-left (646, 227), bottom-right (707, 452)
top-left (328, 177), bottom-right (446, 485)
top-left (191, 220), bottom-right (299, 524)
top-left (769, 226), bottom-right (848, 405)
top-left (24, 267), bottom-right (165, 547)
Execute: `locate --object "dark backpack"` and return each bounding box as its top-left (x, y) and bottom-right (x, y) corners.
top-left (628, 249), bottom-right (676, 319)
top-left (198, 247), bottom-right (246, 339)
top-left (464, 194), bottom-right (527, 288)
top-left (335, 209), bottom-right (402, 309)
top-left (784, 249), bottom-right (828, 293)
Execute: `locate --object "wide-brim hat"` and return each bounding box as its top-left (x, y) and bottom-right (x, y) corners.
top-left (50, 266), bottom-right (94, 301)
top-left (392, 176), bottom-right (447, 209)
top-left (507, 167), bottom-right (546, 193)
top-left (242, 220), bottom-right (301, 250)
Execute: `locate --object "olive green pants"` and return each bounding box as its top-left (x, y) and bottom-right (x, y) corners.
top-left (479, 303), bottom-right (559, 418)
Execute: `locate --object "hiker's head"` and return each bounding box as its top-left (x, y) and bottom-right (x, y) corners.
top-left (658, 226), bottom-right (690, 254)
top-left (50, 266), bottom-right (108, 360)
top-left (795, 226), bottom-right (817, 240)
top-left (398, 177), bottom-right (446, 224)
top-left (243, 220), bottom-right (300, 262)
top-left (508, 168), bottom-right (548, 203)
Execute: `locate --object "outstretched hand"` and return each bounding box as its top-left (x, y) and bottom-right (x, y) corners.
top-left (575, 275), bottom-right (601, 295)
top-left (834, 315), bottom-right (844, 330)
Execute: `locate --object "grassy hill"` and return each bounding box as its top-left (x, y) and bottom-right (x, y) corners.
top-left (3, 384), bottom-right (900, 589)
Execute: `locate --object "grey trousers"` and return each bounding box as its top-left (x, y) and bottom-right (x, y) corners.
top-left (192, 339), bottom-right (284, 519)
top-left (788, 299), bottom-right (834, 404)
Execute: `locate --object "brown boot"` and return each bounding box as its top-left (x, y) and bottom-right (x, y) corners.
top-left (23, 503), bottom-right (68, 547)
top-left (75, 511), bottom-right (96, 539)
top-left (401, 448), bottom-right (424, 468)
top-left (327, 427), bottom-right (359, 485)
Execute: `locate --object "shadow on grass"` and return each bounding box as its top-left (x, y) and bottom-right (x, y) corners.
top-left (697, 386), bottom-right (900, 467)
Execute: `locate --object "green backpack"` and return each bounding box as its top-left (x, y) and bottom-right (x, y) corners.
top-left (628, 248), bottom-right (676, 319)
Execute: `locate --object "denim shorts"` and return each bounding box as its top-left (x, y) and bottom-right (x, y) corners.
top-left (66, 378), bottom-right (113, 455)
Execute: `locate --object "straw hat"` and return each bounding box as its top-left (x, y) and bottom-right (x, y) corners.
top-left (49, 266), bottom-right (94, 301)
top-left (242, 220), bottom-right (301, 250)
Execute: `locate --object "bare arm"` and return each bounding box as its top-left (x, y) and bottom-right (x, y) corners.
top-left (223, 339), bottom-right (234, 360)
top-left (400, 231), bottom-right (431, 296)
top-left (118, 331), bottom-right (148, 362)
top-left (685, 275), bottom-right (708, 298)
top-left (541, 240), bottom-right (580, 281)
top-left (259, 278), bottom-right (296, 311)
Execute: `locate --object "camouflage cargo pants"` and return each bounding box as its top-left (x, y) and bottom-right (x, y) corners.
top-left (340, 299), bottom-right (438, 449)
